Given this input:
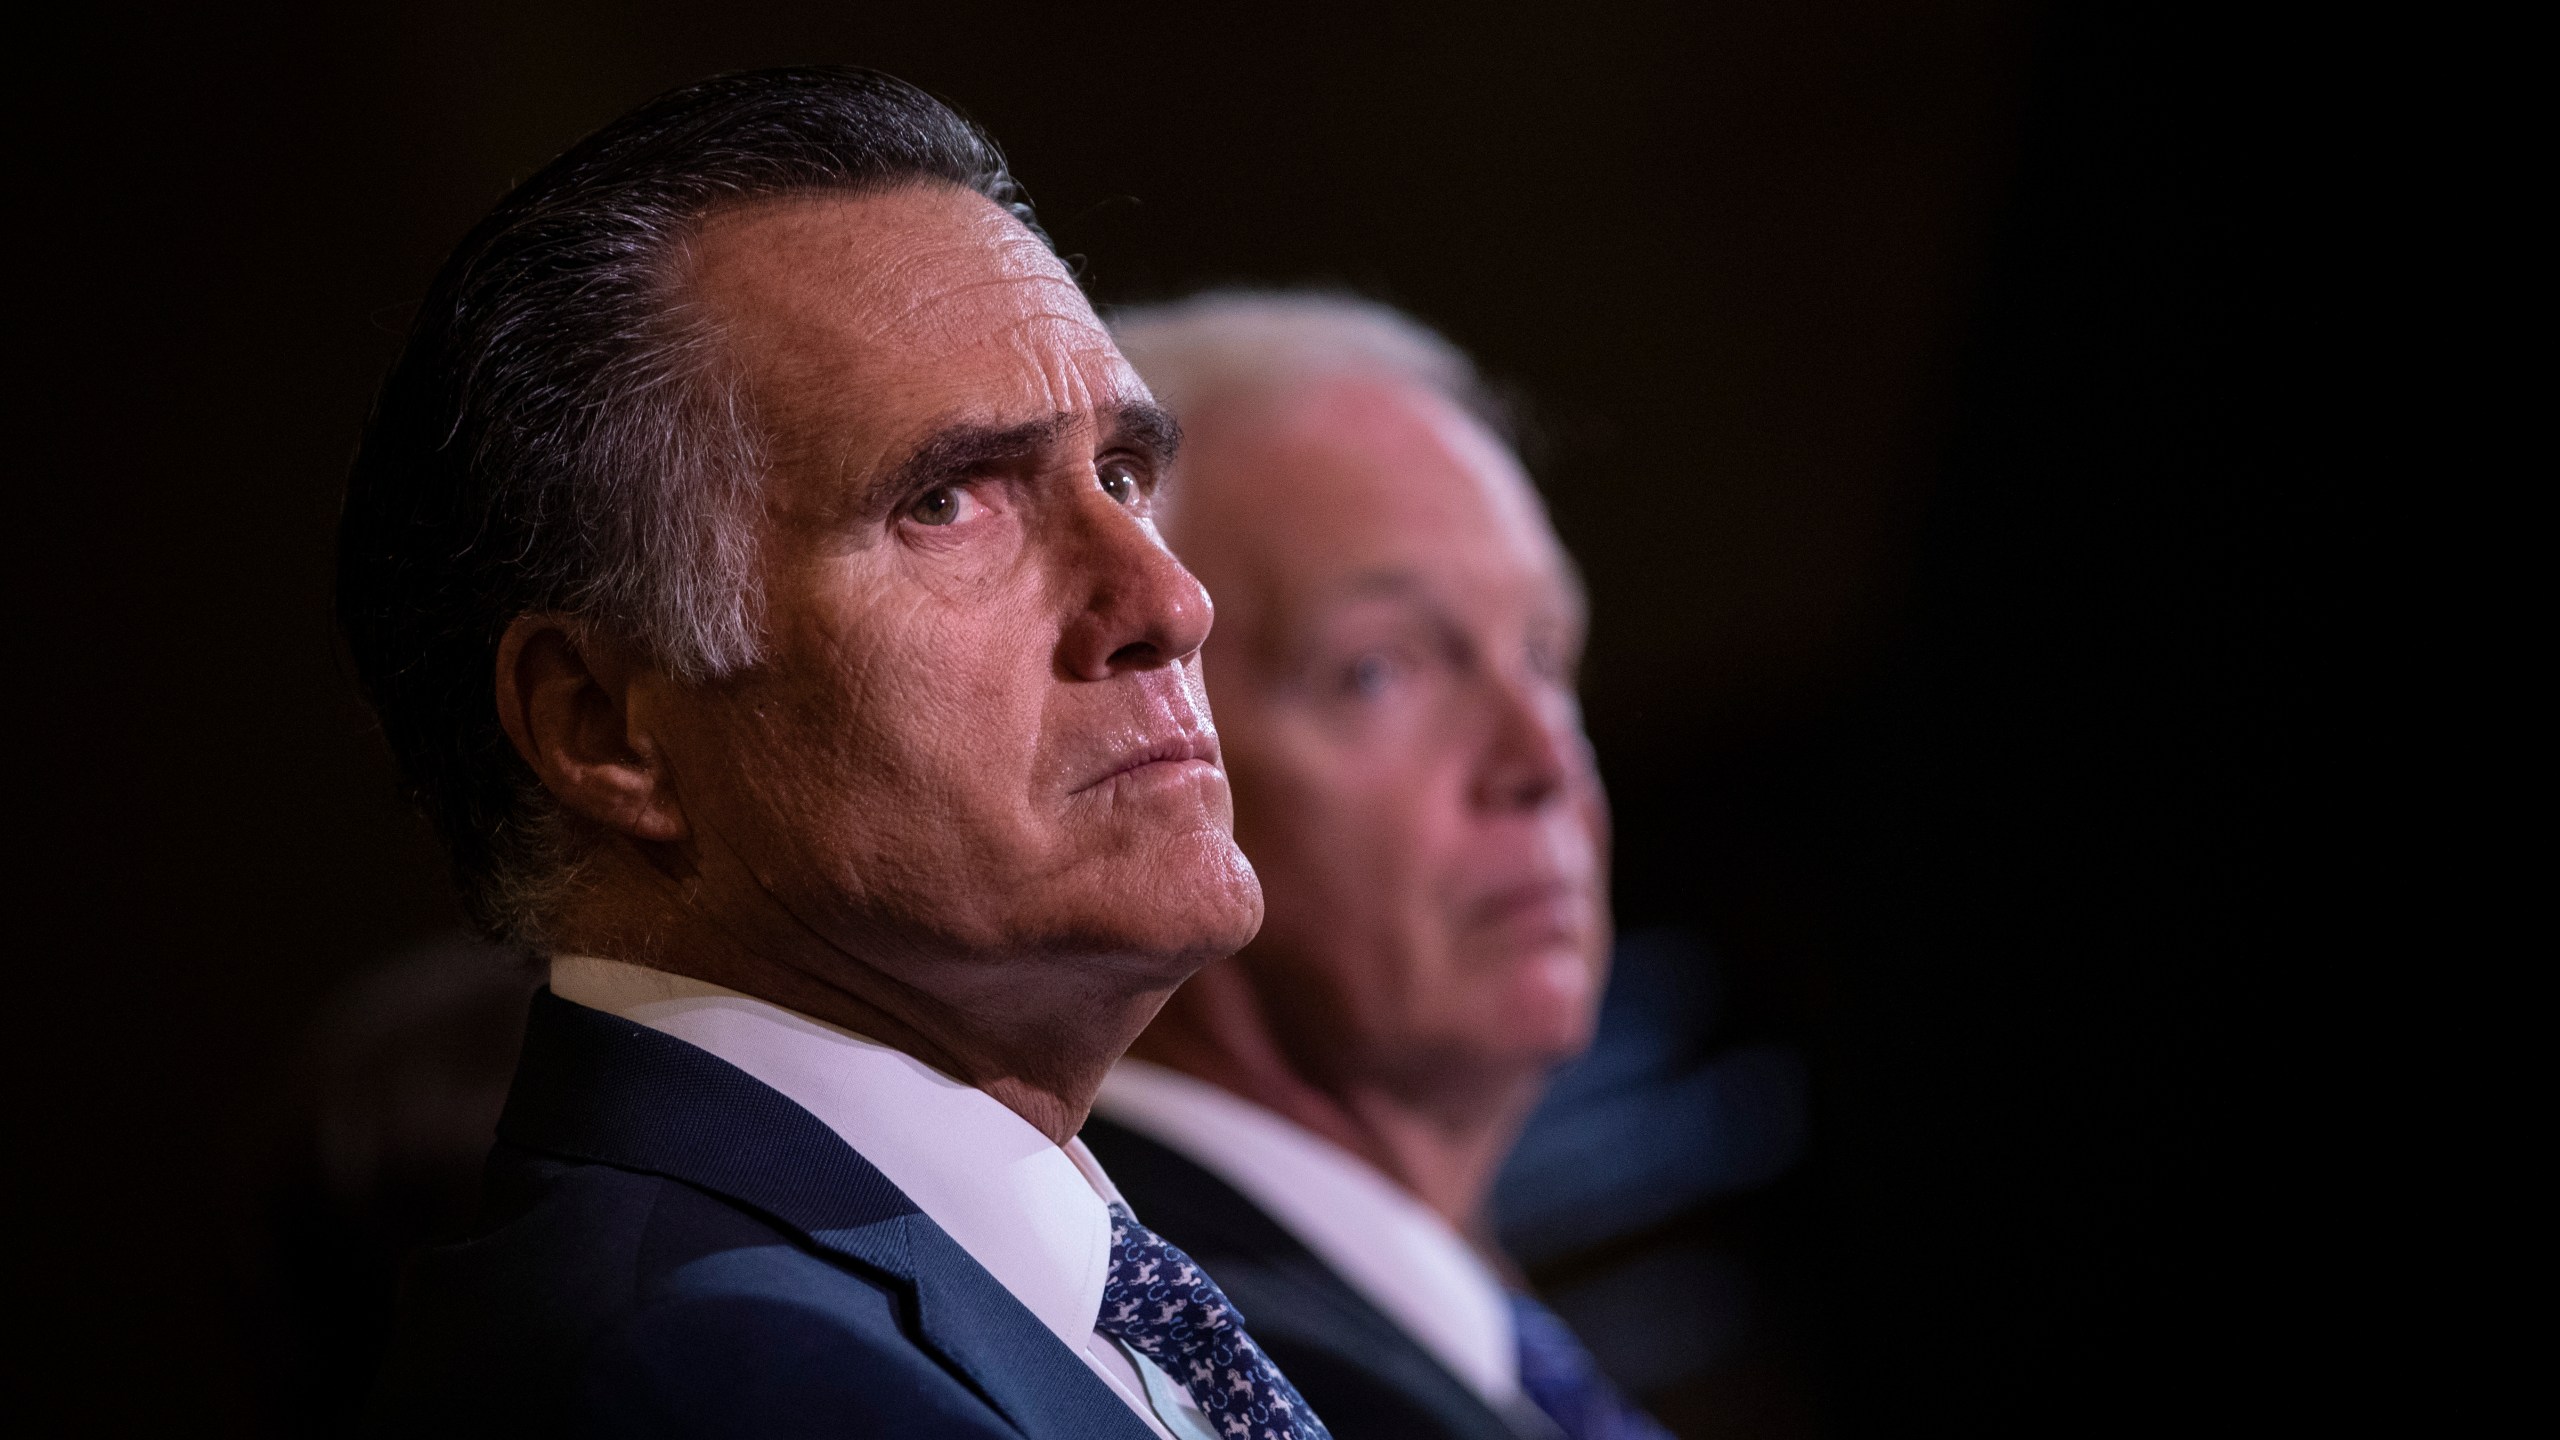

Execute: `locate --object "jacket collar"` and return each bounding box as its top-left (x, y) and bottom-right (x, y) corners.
top-left (499, 988), bottom-right (1148, 1440)
top-left (1082, 1114), bottom-right (1531, 1440)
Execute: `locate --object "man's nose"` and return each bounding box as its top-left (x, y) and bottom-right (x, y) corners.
top-left (1473, 672), bottom-right (1583, 812)
top-left (1054, 489), bottom-right (1215, 680)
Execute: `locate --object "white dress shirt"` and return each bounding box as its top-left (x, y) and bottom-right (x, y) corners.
top-left (1093, 1058), bottom-right (1523, 1407)
top-left (550, 956), bottom-right (1205, 1439)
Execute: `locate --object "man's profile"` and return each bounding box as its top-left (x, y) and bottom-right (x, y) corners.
top-left (339, 69), bottom-right (1318, 1439)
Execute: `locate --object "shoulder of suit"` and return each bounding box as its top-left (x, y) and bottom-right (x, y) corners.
top-left (377, 1152), bottom-right (983, 1436)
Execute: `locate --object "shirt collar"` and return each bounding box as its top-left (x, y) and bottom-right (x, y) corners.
top-left (1093, 1058), bottom-right (1521, 1402)
top-left (549, 955), bottom-right (1116, 1358)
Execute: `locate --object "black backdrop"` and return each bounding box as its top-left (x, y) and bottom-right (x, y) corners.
top-left (14, 3), bottom-right (2236, 1433)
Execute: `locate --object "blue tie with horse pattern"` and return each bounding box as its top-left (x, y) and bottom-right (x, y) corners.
top-left (1095, 1202), bottom-right (1331, 1440)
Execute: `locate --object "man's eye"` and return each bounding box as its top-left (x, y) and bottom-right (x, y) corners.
top-left (1345, 653), bottom-right (1402, 698)
top-left (908, 486), bottom-right (963, 526)
top-left (1098, 461), bottom-right (1142, 507)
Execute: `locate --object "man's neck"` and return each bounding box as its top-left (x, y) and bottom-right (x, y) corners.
top-left (553, 862), bottom-right (1181, 1145)
top-left (1123, 959), bottom-right (1542, 1227)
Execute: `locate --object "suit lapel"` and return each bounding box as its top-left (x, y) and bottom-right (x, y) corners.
top-left (902, 1220), bottom-right (1157, 1440)
top-left (500, 990), bottom-right (1151, 1440)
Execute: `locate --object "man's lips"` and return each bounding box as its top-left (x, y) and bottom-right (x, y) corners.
top-left (1465, 876), bottom-right (1590, 935)
top-left (1073, 734), bottom-right (1218, 794)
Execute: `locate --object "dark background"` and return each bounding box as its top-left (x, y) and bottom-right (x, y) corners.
top-left (14, 1), bottom-right (2237, 1433)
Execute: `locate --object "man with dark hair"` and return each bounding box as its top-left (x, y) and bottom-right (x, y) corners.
top-left (1083, 294), bottom-right (1670, 1440)
top-left (341, 69), bottom-right (1318, 1439)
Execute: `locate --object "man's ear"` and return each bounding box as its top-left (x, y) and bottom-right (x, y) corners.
top-left (493, 616), bottom-right (689, 844)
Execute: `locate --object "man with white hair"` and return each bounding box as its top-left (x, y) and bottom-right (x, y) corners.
top-left (1082, 294), bottom-right (1672, 1440)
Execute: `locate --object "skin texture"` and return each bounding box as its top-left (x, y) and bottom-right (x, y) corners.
top-left (1127, 373), bottom-right (1611, 1225)
top-left (492, 185), bottom-right (1264, 1143)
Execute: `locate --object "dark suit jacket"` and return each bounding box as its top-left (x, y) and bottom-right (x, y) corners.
top-left (1079, 1115), bottom-right (1547, 1440)
top-left (371, 990), bottom-right (1156, 1439)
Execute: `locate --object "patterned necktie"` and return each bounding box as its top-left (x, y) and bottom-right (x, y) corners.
top-left (1509, 1291), bottom-right (1678, 1440)
top-left (1096, 1202), bottom-right (1331, 1440)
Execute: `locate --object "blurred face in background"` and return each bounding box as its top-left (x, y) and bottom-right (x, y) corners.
top-left (1164, 375), bottom-right (1610, 1100)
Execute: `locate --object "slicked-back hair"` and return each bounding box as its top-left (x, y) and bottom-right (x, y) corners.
top-left (336, 66), bottom-right (1044, 943)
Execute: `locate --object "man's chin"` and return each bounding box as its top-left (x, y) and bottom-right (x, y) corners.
top-left (1035, 832), bottom-right (1265, 968)
top-left (1491, 945), bottom-right (1606, 1061)
top-left (1140, 851), bottom-right (1267, 964)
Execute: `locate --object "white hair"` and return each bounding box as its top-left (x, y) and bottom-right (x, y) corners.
top-left (1108, 290), bottom-right (1508, 439)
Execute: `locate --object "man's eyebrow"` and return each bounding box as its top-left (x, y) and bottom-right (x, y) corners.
top-left (1304, 571), bottom-right (1449, 629)
top-left (864, 401), bottom-right (1181, 518)
top-left (874, 415), bottom-right (1069, 509)
top-left (1101, 399), bottom-right (1183, 464)
top-left (1344, 558), bottom-right (1590, 626)
top-left (1333, 570), bottom-right (1434, 602)
top-left (1319, 566), bottom-right (1588, 639)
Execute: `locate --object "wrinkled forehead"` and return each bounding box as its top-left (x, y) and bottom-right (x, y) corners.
top-left (687, 185), bottom-right (1138, 455)
top-left (1186, 375), bottom-right (1581, 621)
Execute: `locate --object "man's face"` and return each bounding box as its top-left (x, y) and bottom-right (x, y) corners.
top-left (651, 186), bottom-right (1261, 991)
top-left (1167, 376), bottom-right (1610, 1094)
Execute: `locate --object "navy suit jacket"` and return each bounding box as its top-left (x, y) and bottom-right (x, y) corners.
top-left (370, 989), bottom-right (1158, 1439)
top-left (1079, 1116), bottom-right (1544, 1440)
